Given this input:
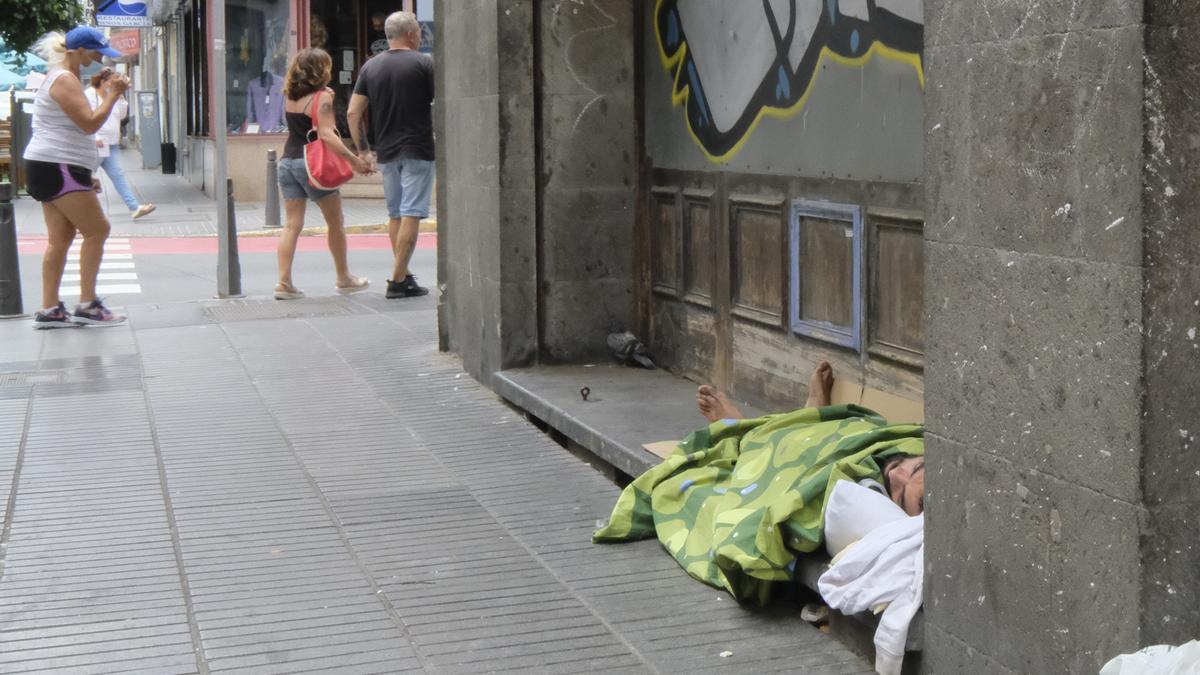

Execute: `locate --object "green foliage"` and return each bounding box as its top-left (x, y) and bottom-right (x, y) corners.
top-left (0, 0), bottom-right (85, 57)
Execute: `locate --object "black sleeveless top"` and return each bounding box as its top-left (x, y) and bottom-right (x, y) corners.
top-left (282, 96), bottom-right (316, 159)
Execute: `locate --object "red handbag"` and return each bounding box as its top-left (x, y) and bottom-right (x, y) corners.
top-left (303, 88), bottom-right (354, 190)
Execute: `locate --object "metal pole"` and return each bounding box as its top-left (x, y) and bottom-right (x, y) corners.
top-left (212, 0), bottom-right (237, 297)
top-left (0, 182), bottom-right (24, 318)
top-left (264, 149), bottom-right (280, 228)
top-left (225, 178), bottom-right (243, 297)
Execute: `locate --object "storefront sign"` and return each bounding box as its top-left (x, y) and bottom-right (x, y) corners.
top-left (96, 0), bottom-right (152, 27)
top-left (109, 29), bottom-right (142, 55)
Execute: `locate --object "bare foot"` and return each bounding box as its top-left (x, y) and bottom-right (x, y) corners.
top-left (696, 384), bottom-right (745, 423)
top-left (804, 362), bottom-right (834, 408)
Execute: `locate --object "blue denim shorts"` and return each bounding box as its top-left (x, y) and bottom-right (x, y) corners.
top-left (277, 156), bottom-right (338, 202)
top-left (379, 158), bottom-right (434, 219)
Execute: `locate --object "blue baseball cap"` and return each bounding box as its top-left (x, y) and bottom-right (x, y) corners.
top-left (65, 26), bottom-right (122, 58)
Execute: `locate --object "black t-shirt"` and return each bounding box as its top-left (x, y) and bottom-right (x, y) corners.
top-left (353, 49), bottom-right (434, 163)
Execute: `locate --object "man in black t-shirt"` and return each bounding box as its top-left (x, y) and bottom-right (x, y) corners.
top-left (348, 10), bottom-right (434, 299)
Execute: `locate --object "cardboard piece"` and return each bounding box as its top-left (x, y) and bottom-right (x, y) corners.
top-left (640, 380), bottom-right (923, 460)
top-left (642, 440), bottom-right (680, 459)
top-left (832, 379), bottom-right (924, 424)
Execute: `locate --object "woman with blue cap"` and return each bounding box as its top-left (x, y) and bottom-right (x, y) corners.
top-left (24, 26), bottom-right (131, 328)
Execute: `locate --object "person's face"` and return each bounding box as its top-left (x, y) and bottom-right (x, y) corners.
top-left (884, 455), bottom-right (925, 516)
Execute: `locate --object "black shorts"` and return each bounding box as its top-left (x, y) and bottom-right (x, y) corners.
top-left (25, 160), bottom-right (94, 203)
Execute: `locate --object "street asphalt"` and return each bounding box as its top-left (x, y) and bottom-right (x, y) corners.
top-left (0, 165), bottom-right (870, 673)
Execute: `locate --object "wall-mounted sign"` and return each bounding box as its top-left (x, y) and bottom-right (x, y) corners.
top-left (96, 0), bottom-right (152, 27)
top-left (109, 29), bottom-right (142, 55)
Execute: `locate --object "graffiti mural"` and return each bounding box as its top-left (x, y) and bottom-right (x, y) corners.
top-left (655, 0), bottom-right (924, 161)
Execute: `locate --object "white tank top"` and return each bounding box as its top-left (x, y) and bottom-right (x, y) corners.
top-left (23, 69), bottom-right (100, 170)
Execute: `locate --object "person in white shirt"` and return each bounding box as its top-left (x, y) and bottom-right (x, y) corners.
top-left (85, 67), bottom-right (154, 219)
top-left (24, 27), bottom-right (132, 328)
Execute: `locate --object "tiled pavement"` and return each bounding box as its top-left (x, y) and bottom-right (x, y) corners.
top-left (0, 295), bottom-right (871, 674)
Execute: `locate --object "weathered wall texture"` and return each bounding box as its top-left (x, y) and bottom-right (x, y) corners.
top-left (537, 0), bottom-right (638, 363)
top-left (436, 0), bottom-right (538, 381)
top-left (437, 0), bottom-right (637, 378)
top-left (924, 0), bottom-right (1200, 671)
top-left (1141, 0), bottom-right (1200, 645)
top-left (643, 0), bottom-right (927, 413)
top-left (646, 0), bottom-right (925, 181)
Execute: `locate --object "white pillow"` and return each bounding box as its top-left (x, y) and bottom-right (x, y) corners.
top-left (824, 479), bottom-right (909, 557)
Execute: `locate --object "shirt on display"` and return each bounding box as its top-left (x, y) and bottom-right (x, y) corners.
top-left (246, 73), bottom-right (286, 132)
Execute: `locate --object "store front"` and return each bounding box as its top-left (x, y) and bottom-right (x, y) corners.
top-left (157, 0), bottom-right (433, 199)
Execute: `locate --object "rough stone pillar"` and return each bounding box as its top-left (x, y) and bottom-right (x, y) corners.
top-left (436, 0), bottom-right (539, 381)
top-left (437, 0), bottom-right (637, 376)
top-left (923, 1), bottom-right (1200, 672)
top-left (534, 0), bottom-right (637, 362)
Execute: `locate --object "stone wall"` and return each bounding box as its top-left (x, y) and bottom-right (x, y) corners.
top-left (436, 0), bottom-right (636, 379)
top-left (923, 1), bottom-right (1200, 670)
top-left (536, 0), bottom-right (637, 363)
top-left (436, 0), bottom-right (536, 381)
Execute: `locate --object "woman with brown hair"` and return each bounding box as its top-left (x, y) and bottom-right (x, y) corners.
top-left (274, 48), bottom-right (372, 300)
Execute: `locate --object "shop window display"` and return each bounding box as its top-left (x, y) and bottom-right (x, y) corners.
top-left (226, 0), bottom-right (292, 134)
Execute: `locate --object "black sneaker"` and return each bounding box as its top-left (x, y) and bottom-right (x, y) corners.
top-left (32, 302), bottom-right (75, 330)
top-left (386, 275), bottom-right (429, 299)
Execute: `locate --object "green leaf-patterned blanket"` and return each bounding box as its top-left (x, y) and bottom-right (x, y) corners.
top-left (593, 404), bottom-right (923, 605)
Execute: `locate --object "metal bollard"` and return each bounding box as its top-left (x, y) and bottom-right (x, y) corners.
top-left (223, 178), bottom-right (243, 297)
top-left (0, 182), bottom-right (24, 318)
top-left (264, 149), bottom-right (281, 228)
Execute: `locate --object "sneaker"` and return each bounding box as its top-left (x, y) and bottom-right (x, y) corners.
top-left (132, 204), bottom-right (157, 220)
top-left (274, 283), bottom-right (306, 300)
top-left (32, 302), bottom-right (75, 330)
top-left (386, 275), bottom-right (429, 299)
top-left (335, 275), bottom-right (370, 295)
top-left (70, 299), bottom-right (127, 326)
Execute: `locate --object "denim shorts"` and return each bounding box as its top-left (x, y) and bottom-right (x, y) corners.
top-left (379, 158), bottom-right (434, 219)
top-left (277, 156), bottom-right (338, 202)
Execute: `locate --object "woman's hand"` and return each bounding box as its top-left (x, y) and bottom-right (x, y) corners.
top-left (351, 155), bottom-right (373, 176)
top-left (104, 75), bottom-right (131, 98)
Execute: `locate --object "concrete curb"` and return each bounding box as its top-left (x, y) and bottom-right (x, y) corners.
top-left (239, 218), bottom-right (438, 238)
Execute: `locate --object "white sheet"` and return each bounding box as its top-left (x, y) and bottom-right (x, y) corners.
top-left (819, 481), bottom-right (923, 675)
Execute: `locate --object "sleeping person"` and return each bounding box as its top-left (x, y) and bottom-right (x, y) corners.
top-left (594, 362), bottom-right (924, 605)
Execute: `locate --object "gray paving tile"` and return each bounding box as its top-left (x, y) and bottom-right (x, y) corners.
top-left (0, 278), bottom-right (874, 675)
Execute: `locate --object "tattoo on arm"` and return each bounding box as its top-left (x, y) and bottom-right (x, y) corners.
top-left (320, 101), bottom-right (333, 114)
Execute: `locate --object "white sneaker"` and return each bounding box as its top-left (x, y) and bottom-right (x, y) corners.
top-left (132, 204), bottom-right (156, 220)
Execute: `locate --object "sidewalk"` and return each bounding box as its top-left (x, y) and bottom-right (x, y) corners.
top-left (0, 296), bottom-right (869, 673)
top-left (12, 150), bottom-right (435, 238)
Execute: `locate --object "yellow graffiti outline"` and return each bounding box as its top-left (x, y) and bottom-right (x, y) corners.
top-left (655, 0), bottom-right (925, 164)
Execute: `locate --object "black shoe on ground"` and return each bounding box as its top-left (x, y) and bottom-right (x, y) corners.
top-left (386, 275), bottom-right (429, 299)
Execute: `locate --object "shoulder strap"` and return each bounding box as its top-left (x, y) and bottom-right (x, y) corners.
top-left (309, 89), bottom-right (321, 131)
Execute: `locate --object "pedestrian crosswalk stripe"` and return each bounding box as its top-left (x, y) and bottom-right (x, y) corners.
top-left (66, 262), bottom-right (136, 271)
top-left (60, 284), bottom-right (142, 295)
top-left (62, 239), bottom-right (140, 296)
top-left (67, 242), bottom-right (131, 249)
top-left (69, 252), bottom-right (132, 260)
top-left (62, 272), bottom-right (139, 282)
